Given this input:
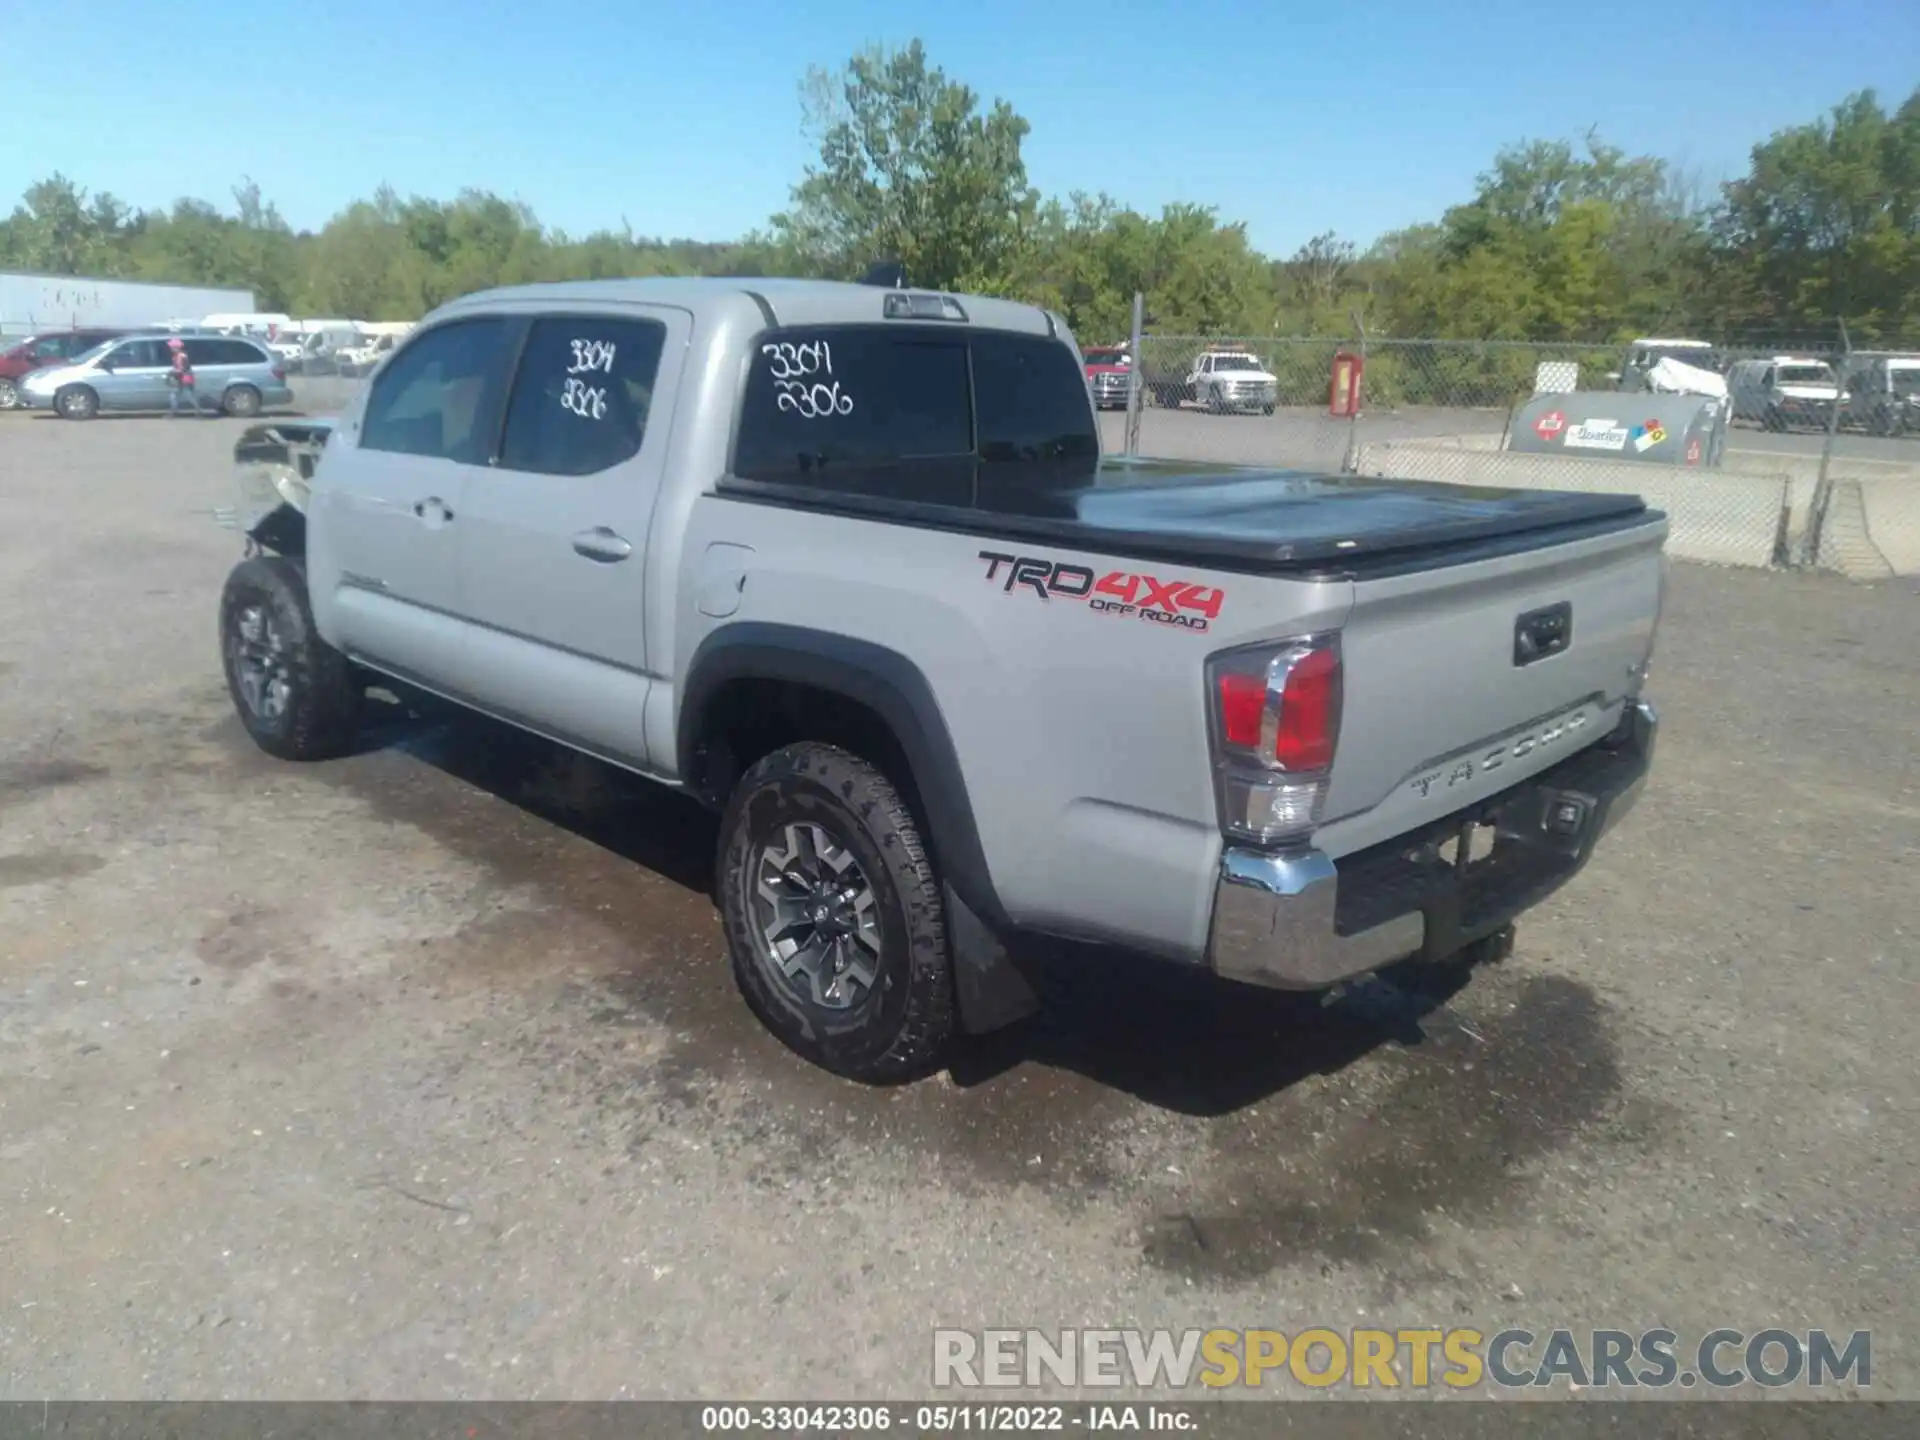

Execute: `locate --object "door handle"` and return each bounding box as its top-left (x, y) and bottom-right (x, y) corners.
top-left (572, 527), bottom-right (633, 563)
top-left (412, 496), bottom-right (455, 523)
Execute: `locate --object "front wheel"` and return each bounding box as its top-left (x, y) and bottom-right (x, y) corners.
top-left (0, 377), bottom-right (18, 410)
top-left (717, 741), bottom-right (955, 1082)
top-left (218, 555), bottom-right (362, 761)
top-left (55, 385), bottom-right (98, 421)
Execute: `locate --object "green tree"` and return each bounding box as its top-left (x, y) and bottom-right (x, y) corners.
top-left (0, 174), bottom-right (133, 276)
top-left (771, 39), bottom-right (1039, 292)
top-left (1373, 132), bottom-right (1706, 340)
top-left (1714, 86), bottom-right (1920, 341)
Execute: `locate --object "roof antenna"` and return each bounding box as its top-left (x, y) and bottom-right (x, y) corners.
top-left (860, 259), bottom-right (908, 289)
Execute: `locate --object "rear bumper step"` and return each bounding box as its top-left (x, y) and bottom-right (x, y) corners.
top-left (1207, 699), bottom-right (1657, 990)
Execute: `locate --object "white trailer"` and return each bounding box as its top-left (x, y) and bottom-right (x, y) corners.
top-left (0, 271), bottom-right (256, 342)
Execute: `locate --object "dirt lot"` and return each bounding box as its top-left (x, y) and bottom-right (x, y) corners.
top-left (1, 414), bottom-right (1917, 1402)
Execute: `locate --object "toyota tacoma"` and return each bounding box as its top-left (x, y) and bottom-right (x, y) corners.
top-left (216, 277), bottom-right (1664, 1082)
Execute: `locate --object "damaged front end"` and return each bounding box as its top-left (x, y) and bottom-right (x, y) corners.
top-left (217, 419), bottom-right (334, 557)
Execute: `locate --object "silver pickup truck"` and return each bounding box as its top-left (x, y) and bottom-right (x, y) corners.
top-left (217, 277), bottom-right (1664, 1081)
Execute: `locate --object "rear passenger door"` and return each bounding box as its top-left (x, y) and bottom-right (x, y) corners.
top-left (451, 307), bottom-right (691, 769)
top-left (312, 315), bottom-right (516, 688)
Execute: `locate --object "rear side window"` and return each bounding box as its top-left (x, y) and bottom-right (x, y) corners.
top-left (734, 327), bottom-right (973, 505)
top-left (972, 331), bottom-right (1100, 499)
top-left (498, 316), bottom-right (668, 477)
top-left (185, 338), bottom-right (265, 367)
top-left (361, 317), bottom-right (513, 464)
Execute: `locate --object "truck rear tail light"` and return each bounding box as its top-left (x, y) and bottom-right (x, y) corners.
top-left (1205, 636), bottom-right (1343, 846)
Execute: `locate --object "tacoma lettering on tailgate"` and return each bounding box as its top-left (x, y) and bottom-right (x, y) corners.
top-left (978, 551), bottom-right (1224, 633)
top-left (1409, 707), bottom-right (1591, 798)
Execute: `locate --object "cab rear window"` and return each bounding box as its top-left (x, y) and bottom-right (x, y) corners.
top-left (732, 325), bottom-right (1096, 506)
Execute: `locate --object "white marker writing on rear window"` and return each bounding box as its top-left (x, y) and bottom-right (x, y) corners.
top-left (561, 377), bottom-right (607, 420)
top-left (568, 339), bottom-right (616, 375)
top-left (763, 341), bottom-right (854, 419)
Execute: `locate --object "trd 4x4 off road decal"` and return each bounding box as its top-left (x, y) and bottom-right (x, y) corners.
top-left (977, 551), bottom-right (1224, 633)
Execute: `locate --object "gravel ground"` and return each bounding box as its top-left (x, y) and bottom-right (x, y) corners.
top-left (1, 413), bottom-right (1916, 1404)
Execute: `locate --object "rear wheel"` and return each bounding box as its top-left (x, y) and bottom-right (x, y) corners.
top-left (55, 384), bottom-right (98, 421)
top-left (218, 555), bottom-right (361, 761)
top-left (717, 741), bottom-right (954, 1082)
top-left (223, 384), bottom-right (262, 418)
top-left (1763, 405), bottom-right (1786, 432)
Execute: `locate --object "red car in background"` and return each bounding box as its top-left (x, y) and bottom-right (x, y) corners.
top-left (0, 329), bottom-right (127, 409)
top-left (1083, 344), bottom-right (1134, 411)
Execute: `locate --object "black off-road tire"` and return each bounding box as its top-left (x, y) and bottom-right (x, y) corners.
top-left (218, 555), bottom-right (361, 761)
top-left (717, 741), bottom-right (954, 1082)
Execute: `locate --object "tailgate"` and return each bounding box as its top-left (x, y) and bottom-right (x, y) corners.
top-left (1313, 514), bottom-right (1667, 860)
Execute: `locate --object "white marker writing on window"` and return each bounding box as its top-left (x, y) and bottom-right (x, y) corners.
top-left (562, 376), bottom-right (608, 420)
top-left (568, 339), bottom-right (617, 375)
top-left (774, 380), bottom-right (853, 418)
top-left (761, 340), bottom-right (836, 381)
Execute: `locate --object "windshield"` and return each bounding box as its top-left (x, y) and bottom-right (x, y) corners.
top-left (1083, 350), bottom-right (1128, 366)
top-left (1776, 364), bottom-right (1835, 386)
top-left (1886, 365), bottom-right (1920, 396)
top-left (1212, 355), bottom-right (1263, 372)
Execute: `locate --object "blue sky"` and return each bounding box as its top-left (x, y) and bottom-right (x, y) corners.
top-left (6, 0), bottom-right (1914, 257)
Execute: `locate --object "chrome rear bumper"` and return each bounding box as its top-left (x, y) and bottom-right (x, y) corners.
top-left (1207, 699), bottom-right (1657, 990)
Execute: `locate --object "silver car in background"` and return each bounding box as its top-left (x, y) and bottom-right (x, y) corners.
top-left (18, 332), bottom-right (294, 420)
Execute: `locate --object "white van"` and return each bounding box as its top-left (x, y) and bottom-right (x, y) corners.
top-left (1727, 356), bottom-right (1847, 432)
top-left (277, 320), bottom-right (365, 374)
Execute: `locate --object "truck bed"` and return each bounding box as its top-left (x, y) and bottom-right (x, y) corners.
top-left (716, 456), bottom-right (1656, 581)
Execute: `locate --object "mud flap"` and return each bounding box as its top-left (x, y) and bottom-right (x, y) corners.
top-left (946, 881), bottom-right (1041, 1035)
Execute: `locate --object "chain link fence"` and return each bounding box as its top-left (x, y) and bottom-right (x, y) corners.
top-left (1102, 315), bottom-right (1920, 578)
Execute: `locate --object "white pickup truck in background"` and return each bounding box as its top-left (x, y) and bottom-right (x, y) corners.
top-left (1187, 349), bottom-right (1279, 414)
